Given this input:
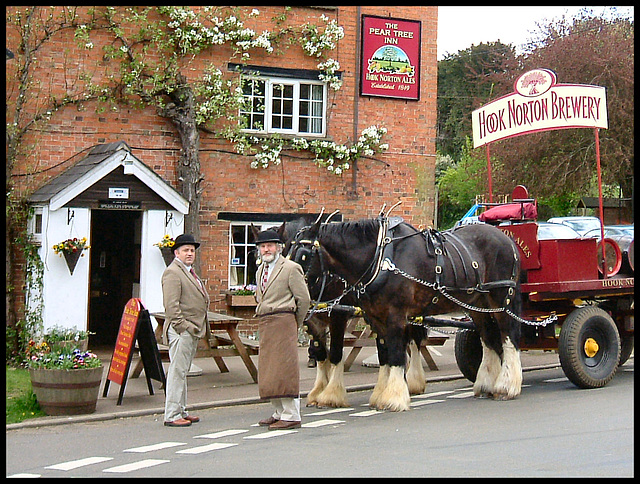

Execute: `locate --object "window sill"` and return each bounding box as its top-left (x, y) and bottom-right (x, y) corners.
top-left (226, 294), bottom-right (257, 307)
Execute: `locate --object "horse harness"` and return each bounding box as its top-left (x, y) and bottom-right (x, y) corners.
top-left (290, 216), bottom-right (556, 327)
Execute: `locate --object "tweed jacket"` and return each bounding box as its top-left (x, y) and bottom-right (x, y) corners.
top-left (161, 259), bottom-right (210, 345)
top-left (255, 255), bottom-right (311, 326)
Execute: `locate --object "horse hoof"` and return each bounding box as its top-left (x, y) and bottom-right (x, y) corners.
top-left (474, 391), bottom-right (493, 399)
top-left (492, 392), bottom-right (514, 401)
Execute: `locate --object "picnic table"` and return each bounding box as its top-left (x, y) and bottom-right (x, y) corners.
top-left (131, 311), bottom-right (259, 383)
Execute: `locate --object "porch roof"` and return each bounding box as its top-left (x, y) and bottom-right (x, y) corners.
top-left (28, 141), bottom-right (188, 214)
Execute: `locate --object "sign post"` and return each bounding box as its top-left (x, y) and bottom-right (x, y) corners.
top-left (471, 69), bottom-right (609, 274)
top-left (102, 298), bottom-right (165, 405)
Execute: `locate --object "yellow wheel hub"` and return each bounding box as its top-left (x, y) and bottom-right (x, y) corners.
top-left (584, 338), bottom-right (599, 358)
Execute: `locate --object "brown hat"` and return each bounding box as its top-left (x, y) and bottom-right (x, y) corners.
top-left (172, 233), bottom-right (200, 250)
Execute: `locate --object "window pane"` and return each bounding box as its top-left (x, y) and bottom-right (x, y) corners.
top-left (300, 84), bottom-right (310, 99)
top-left (300, 100), bottom-right (309, 116)
top-left (312, 84), bottom-right (323, 100)
top-left (240, 78), bottom-right (266, 131)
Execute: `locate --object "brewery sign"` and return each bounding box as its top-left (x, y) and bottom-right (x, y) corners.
top-left (472, 68), bottom-right (608, 148)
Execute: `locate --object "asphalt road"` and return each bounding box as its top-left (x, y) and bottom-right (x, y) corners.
top-left (6, 362), bottom-right (634, 478)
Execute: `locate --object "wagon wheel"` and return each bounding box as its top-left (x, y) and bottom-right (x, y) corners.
top-left (454, 329), bottom-right (482, 383)
top-left (597, 238), bottom-right (622, 277)
top-left (558, 306), bottom-right (621, 388)
top-left (619, 333), bottom-right (634, 366)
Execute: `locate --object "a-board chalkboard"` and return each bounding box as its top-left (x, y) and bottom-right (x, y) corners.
top-left (103, 298), bottom-right (166, 405)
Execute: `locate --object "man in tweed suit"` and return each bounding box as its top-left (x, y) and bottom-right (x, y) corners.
top-left (254, 227), bottom-right (311, 430)
top-left (161, 234), bottom-right (209, 427)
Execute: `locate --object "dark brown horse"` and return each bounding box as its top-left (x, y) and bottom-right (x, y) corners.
top-left (288, 216), bottom-right (523, 411)
top-left (280, 217), bottom-right (430, 407)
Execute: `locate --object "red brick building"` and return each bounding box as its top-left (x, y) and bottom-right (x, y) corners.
top-left (7, 6), bottom-right (437, 345)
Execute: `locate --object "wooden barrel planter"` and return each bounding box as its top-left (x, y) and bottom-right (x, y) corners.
top-left (29, 366), bottom-right (103, 416)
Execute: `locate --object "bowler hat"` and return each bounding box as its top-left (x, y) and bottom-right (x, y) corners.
top-left (172, 233), bottom-right (201, 250)
top-left (255, 229), bottom-right (283, 245)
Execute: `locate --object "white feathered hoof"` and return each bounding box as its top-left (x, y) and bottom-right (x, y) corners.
top-left (373, 366), bottom-right (411, 412)
top-left (473, 340), bottom-right (501, 398)
top-left (369, 365), bottom-right (390, 409)
top-left (406, 341), bottom-right (426, 395)
top-left (316, 361), bottom-right (349, 408)
top-left (306, 359), bottom-right (331, 407)
top-left (492, 338), bottom-right (522, 401)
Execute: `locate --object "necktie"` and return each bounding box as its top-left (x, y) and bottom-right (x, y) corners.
top-left (190, 268), bottom-right (202, 289)
top-left (262, 264), bottom-right (269, 291)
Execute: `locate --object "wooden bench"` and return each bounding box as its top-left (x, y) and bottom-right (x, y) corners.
top-left (130, 312), bottom-right (259, 383)
top-left (341, 318), bottom-right (449, 371)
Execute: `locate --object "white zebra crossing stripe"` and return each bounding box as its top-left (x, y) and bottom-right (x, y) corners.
top-left (349, 409), bottom-right (383, 417)
top-left (243, 430), bottom-right (298, 439)
top-left (410, 399), bottom-right (445, 407)
top-left (103, 459), bottom-right (169, 473)
top-left (194, 429), bottom-right (249, 439)
top-left (45, 456), bottom-right (113, 471)
top-left (7, 473), bottom-right (41, 478)
top-left (176, 443), bottom-right (237, 454)
top-left (411, 390), bottom-right (455, 399)
top-left (306, 407), bottom-right (354, 416)
top-left (544, 377), bottom-right (569, 383)
top-left (301, 419), bottom-right (345, 428)
top-left (447, 391), bottom-right (475, 399)
top-left (124, 442), bottom-right (186, 453)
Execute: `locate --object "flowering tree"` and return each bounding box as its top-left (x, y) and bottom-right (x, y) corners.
top-left (6, 7), bottom-right (389, 358)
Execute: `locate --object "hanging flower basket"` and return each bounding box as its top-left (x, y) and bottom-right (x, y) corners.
top-left (154, 235), bottom-right (176, 266)
top-left (53, 237), bottom-right (90, 275)
top-left (62, 249), bottom-right (83, 275)
top-left (160, 246), bottom-right (175, 266)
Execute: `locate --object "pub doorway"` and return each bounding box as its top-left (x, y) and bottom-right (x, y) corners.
top-left (88, 209), bottom-right (142, 347)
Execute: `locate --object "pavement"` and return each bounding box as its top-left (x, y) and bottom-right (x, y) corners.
top-left (7, 334), bottom-right (565, 431)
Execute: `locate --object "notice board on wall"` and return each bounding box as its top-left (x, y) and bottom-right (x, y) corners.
top-left (103, 298), bottom-right (165, 405)
top-left (360, 15), bottom-right (421, 100)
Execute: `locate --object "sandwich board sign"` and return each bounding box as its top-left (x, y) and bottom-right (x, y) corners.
top-left (103, 298), bottom-right (165, 405)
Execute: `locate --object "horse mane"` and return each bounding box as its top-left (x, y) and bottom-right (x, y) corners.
top-left (319, 218), bottom-right (380, 245)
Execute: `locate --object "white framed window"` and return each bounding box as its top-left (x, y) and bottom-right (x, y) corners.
top-left (240, 76), bottom-right (327, 136)
top-left (27, 206), bottom-right (44, 245)
top-left (228, 221), bottom-right (280, 290)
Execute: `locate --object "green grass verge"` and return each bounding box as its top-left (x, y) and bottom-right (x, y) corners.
top-left (6, 366), bottom-right (47, 424)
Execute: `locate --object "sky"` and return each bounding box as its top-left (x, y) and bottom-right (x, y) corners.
top-left (437, 6), bottom-right (634, 60)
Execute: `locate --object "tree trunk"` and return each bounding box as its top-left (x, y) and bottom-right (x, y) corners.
top-left (161, 73), bottom-right (204, 272)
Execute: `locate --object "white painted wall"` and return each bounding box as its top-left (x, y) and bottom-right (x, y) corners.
top-left (139, 209), bottom-right (185, 320)
top-left (33, 207), bottom-right (184, 335)
top-left (39, 206), bottom-right (91, 332)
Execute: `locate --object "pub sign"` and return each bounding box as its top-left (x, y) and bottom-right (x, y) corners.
top-left (360, 15), bottom-right (421, 100)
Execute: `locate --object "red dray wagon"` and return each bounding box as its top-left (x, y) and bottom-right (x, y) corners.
top-left (454, 191), bottom-right (634, 389)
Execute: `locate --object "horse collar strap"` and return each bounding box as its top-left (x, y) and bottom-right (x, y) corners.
top-left (358, 216), bottom-right (403, 294)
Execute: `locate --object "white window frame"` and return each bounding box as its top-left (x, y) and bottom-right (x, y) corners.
top-left (240, 75), bottom-right (327, 137)
top-left (228, 221), bottom-right (280, 290)
top-left (27, 206), bottom-right (44, 246)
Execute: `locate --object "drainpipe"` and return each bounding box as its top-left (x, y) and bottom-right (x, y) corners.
top-left (349, 6), bottom-right (361, 200)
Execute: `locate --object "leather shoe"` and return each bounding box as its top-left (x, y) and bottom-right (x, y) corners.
top-left (258, 416), bottom-right (279, 426)
top-left (183, 415), bottom-right (200, 423)
top-left (269, 420), bottom-right (301, 430)
top-left (164, 418), bottom-right (192, 427)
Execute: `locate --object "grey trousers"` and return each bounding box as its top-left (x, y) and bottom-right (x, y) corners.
top-left (164, 325), bottom-right (199, 422)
